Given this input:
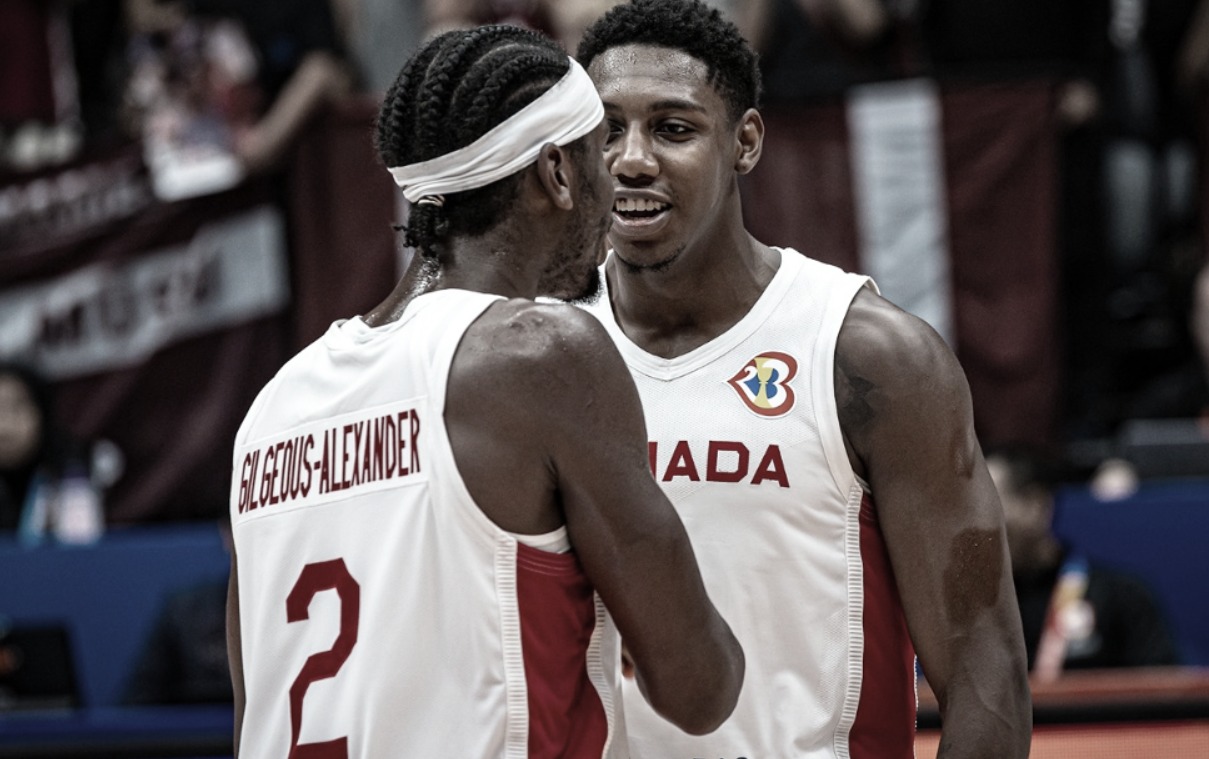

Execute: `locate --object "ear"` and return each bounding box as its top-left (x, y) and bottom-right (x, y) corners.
top-left (734, 108), bottom-right (764, 175)
top-left (534, 142), bottom-right (575, 211)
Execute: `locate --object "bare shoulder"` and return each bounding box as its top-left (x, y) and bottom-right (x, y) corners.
top-left (461, 299), bottom-right (620, 374)
top-left (454, 299), bottom-right (630, 421)
top-left (835, 288), bottom-right (974, 465)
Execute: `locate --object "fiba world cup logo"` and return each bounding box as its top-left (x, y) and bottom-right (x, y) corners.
top-left (727, 351), bottom-right (798, 417)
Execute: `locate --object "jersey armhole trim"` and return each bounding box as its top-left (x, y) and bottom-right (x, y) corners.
top-left (813, 275), bottom-right (878, 497)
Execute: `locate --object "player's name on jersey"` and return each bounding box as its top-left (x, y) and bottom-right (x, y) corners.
top-left (236, 406), bottom-right (422, 514)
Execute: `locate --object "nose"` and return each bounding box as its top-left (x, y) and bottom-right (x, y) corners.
top-left (609, 126), bottom-right (657, 184)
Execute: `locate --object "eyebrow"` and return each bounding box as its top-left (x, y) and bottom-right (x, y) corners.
top-left (604, 98), bottom-right (710, 115)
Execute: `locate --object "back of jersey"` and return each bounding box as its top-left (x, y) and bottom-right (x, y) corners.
top-left (229, 289), bottom-right (622, 758)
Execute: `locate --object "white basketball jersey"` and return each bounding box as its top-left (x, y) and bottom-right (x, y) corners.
top-left (230, 289), bottom-right (625, 759)
top-left (582, 249), bottom-right (917, 758)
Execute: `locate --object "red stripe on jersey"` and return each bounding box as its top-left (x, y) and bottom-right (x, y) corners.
top-left (850, 493), bottom-right (917, 758)
top-left (515, 543), bottom-right (608, 759)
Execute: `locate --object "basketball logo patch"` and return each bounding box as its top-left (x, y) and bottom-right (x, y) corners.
top-left (727, 351), bottom-right (798, 417)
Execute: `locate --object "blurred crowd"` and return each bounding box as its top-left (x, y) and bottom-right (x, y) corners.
top-left (2, 0), bottom-right (1207, 711)
top-left (1, 0), bottom-right (1208, 468)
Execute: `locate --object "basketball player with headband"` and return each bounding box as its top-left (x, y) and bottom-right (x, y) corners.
top-left (227, 25), bottom-right (742, 758)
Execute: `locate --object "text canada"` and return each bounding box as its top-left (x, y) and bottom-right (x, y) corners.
top-left (649, 440), bottom-right (788, 487)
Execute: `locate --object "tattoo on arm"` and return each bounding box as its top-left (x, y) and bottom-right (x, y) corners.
top-left (836, 354), bottom-right (876, 432)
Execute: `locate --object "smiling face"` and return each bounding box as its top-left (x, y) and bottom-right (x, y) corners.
top-left (589, 44), bottom-right (744, 272)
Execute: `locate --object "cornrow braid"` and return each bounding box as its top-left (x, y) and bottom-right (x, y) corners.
top-left (577, 0), bottom-right (762, 124)
top-left (375, 26), bottom-right (572, 259)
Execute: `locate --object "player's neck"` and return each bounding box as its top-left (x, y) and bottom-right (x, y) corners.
top-left (364, 235), bottom-right (548, 326)
top-left (607, 234), bottom-right (778, 358)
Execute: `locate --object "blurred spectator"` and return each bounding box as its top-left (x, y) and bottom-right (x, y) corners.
top-left (185, 0), bottom-right (354, 173)
top-left (922, 0), bottom-right (1107, 85)
top-left (1178, 0), bottom-right (1209, 94)
top-left (987, 448), bottom-right (1181, 678)
top-left (922, 0), bottom-right (1116, 443)
top-left (750, 0), bottom-right (902, 104)
top-left (123, 517), bottom-right (230, 705)
top-left (738, 0), bottom-right (915, 267)
top-left (0, 361), bottom-right (103, 545)
top-left (343, 0), bottom-right (425, 94)
top-left (425, 0), bottom-right (558, 39)
top-left (70, 0), bottom-right (130, 147)
top-left (547, 1), bottom-right (626, 53)
top-left (1195, 262), bottom-right (1209, 410)
top-left (0, 0), bottom-right (85, 171)
top-left (424, 0), bottom-right (626, 54)
top-left (1095, 0), bottom-right (1208, 426)
top-left (124, 0), bottom-right (353, 191)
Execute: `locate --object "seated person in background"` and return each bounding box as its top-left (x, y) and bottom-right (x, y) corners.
top-left (123, 516), bottom-right (232, 705)
top-left (0, 362), bottom-right (52, 532)
top-left (987, 448), bottom-right (1181, 678)
top-left (0, 361), bottom-right (102, 543)
top-left (123, 575), bottom-right (231, 705)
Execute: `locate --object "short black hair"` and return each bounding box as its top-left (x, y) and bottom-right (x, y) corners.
top-left (375, 25), bottom-right (571, 259)
top-left (576, 0), bottom-right (761, 123)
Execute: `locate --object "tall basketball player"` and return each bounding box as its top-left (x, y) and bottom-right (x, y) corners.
top-left (577, 1), bottom-right (1031, 757)
top-left (226, 25), bottom-right (743, 758)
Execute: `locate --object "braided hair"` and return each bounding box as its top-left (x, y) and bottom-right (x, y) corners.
top-left (576, 0), bottom-right (762, 124)
top-left (375, 25), bottom-right (572, 259)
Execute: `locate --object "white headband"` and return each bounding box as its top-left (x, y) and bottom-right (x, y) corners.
top-left (388, 58), bottom-right (604, 203)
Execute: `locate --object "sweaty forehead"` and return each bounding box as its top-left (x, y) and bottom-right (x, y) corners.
top-left (588, 44), bottom-right (712, 103)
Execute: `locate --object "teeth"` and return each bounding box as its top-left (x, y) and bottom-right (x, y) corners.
top-left (614, 198), bottom-right (668, 213)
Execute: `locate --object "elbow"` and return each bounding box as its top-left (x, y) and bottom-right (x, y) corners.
top-left (645, 638), bottom-right (745, 735)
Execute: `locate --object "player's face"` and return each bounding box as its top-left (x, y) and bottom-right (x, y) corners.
top-left (539, 120), bottom-right (612, 302)
top-left (589, 44), bottom-right (738, 271)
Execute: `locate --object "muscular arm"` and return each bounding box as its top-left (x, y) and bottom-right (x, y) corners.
top-left (226, 552), bottom-right (245, 757)
top-left (447, 301), bottom-right (743, 735)
top-left (836, 290), bottom-right (1031, 757)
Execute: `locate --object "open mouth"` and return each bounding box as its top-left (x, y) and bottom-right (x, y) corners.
top-left (613, 197), bottom-right (670, 220)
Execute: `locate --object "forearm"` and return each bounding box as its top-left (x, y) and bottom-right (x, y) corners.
top-left (633, 612), bottom-right (744, 735)
top-left (240, 51), bottom-right (352, 172)
top-left (932, 644), bottom-right (1031, 758)
top-left (936, 700), bottom-right (1031, 758)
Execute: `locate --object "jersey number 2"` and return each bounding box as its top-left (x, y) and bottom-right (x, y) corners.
top-left (286, 558), bottom-right (361, 759)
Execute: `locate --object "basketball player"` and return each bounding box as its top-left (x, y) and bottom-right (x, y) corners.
top-left (576, 1), bottom-right (1031, 756)
top-left (226, 26), bottom-right (743, 757)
